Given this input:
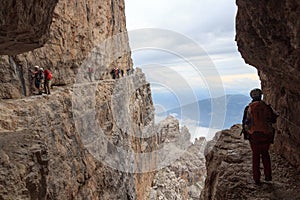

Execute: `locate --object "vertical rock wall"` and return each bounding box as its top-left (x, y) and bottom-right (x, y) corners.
top-left (0, 0), bottom-right (159, 199)
top-left (0, 0), bottom-right (132, 99)
top-left (235, 0), bottom-right (300, 169)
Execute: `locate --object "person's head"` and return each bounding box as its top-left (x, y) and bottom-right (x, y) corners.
top-left (39, 67), bottom-right (43, 71)
top-left (34, 65), bottom-right (39, 71)
top-left (250, 88), bottom-right (263, 100)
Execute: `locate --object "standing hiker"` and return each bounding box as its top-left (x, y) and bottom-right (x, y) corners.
top-left (31, 66), bottom-right (44, 95)
top-left (43, 68), bottom-right (52, 95)
top-left (242, 88), bottom-right (278, 185)
top-left (110, 66), bottom-right (120, 79)
top-left (87, 66), bottom-right (94, 82)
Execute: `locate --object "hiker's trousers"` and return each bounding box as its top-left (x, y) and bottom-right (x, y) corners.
top-left (249, 141), bottom-right (271, 182)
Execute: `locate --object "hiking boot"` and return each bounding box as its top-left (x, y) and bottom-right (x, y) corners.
top-left (265, 176), bottom-right (272, 181)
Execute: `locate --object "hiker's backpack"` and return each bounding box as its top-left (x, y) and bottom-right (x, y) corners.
top-left (244, 101), bottom-right (274, 135)
top-left (44, 69), bottom-right (52, 80)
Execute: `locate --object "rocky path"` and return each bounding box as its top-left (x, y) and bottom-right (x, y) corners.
top-left (240, 151), bottom-right (300, 200)
top-left (263, 152), bottom-right (300, 199)
top-left (201, 125), bottom-right (300, 200)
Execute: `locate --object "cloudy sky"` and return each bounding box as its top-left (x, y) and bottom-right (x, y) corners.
top-left (123, 0), bottom-right (261, 140)
top-left (124, 0), bottom-right (260, 106)
top-left (125, 0), bottom-right (259, 92)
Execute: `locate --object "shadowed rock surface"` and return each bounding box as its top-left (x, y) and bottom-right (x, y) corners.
top-left (200, 2), bottom-right (300, 198)
top-left (201, 125), bottom-right (300, 200)
top-left (0, 0), bottom-right (58, 55)
top-left (236, 0), bottom-right (300, 169)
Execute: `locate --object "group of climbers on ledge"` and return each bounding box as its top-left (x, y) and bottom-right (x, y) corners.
top-left (83, 66), bottom-right (134, 81)
top-left (31, 64), bottom-right (134, 94)
top-left (31, 65), bottom-right (134, 93)
top-left (31, 65), bottom-right (52, 95)
top-left (110, 67), bottom-right (134, 79)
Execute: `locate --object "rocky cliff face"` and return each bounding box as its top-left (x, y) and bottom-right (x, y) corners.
top-left (0, 0), bottom-right (146, 199)
top-left (0, 72), bottom-right (207, 199)
top-left (143, 117), bottom-right (207, 200)
top-left (0, 71), bottom-right (153, 199)
top-left (0, 0), bottom-right (58, 55)
top-left (0, 0), bottom-right (132, 99)
top-left (0, 1), bottom-right (207, 199)
top-left (200, 1), bottom-right (300, 199)
top-left (235, 0), bottom-right (300, 170)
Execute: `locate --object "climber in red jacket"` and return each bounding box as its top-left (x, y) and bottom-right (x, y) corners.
top-left (43, 68), bottom-right (52, 95)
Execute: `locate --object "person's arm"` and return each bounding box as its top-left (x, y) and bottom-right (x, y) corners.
top-left (241, 106), bottom-right (250, 139)
top-left (242, 106), bottom-right (249, 128)
top-left (268, 104), bottom-right (279, 123)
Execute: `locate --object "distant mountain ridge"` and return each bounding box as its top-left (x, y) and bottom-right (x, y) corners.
top-left (156, 94), bottom-right (251, 129)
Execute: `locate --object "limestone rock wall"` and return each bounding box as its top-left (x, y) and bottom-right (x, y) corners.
top-left (0, 0), bottom-right (208, 199)
top-left (235, 0), bottom-right (300, 169)
top-left (0, 71), bottom-right (154, 199)
top-left (0, 0), bottom-right (58, 55)
top-left (0, 0), bottom-right (132, 99)
top-left (0, 0), bottom-right (210, 199)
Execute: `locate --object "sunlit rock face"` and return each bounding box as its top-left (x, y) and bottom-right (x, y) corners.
top-left (0, 0), bottom-right (132, 99)
top-left (0, 0), bottom-right (58, 55)
top-left (0, 71), bottom-right (207, 199)
top-left (142, 116), bottom-right (207, 200)
top-left (0, 0), bottom-right (208, 199)
top-left (235, 0), bottom-right (300, 169)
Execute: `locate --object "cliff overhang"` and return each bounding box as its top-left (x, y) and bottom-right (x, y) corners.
top-left (0, 0), bottom-right (58, 55)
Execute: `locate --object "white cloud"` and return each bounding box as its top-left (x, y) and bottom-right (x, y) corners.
top-left (174, 116), bottom-right (221, 141)
top-left (221, 73), bottom-right (261, 94)
top-left (125, 0), bottom-right (260, 97)
top-left (125, 0), bottom-right (258, 142)
top-left (154, 113), bottom-right (220, 142)
top-left (125, 0), bottom-right (237, 35)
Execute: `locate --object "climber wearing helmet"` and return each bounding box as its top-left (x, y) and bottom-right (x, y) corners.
top-left (242, 88), bottom-right (278, 185)
top-left (31, 65), bottom-right (44, 95)
top-left (250, 88), bottom-right (263, 101)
